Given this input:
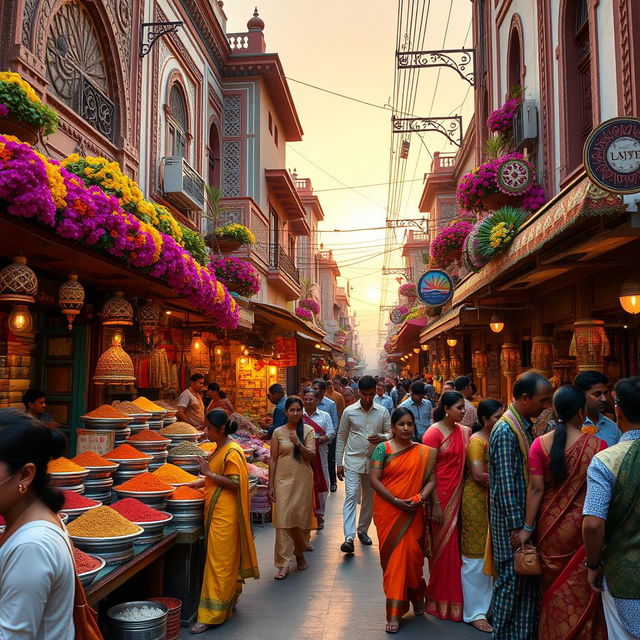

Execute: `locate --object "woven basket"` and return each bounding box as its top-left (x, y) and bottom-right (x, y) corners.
top-left (0, 257), bottom-right (38, 303)
top-left (59, 275), bottom-right (85, 328)
top-left (93, 345), bottom-right (136, 385)
top-left (102, 291), bottom-right (133, 326)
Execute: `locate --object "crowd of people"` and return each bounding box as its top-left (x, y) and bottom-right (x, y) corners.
top-left (1, 368), bottom-right (640, 640)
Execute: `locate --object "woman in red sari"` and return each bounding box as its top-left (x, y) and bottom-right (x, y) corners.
top-left (422, 391), bottom-right (470, 622)
top-left (370, 407), bottom-right (436, 633)
top-left (519, 385), bottom-right (607, 640)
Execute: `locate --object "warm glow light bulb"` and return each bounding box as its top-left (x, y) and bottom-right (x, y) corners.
top-left (240, 357), bottom-right (247, 365)
top-left (447, 337), bottom-right (457, 348)
top-left (215, 347), bottom-right (222, 356)
top-left (269, 366), bottom-right (277, 376)
top-left (490, 313), bottom-right (505, 333)
top-left (413, 347), bottom-right (420, 354)
top-left (9, 305), bottom-right (32, 333)
top-left (620, 280), bottom-right (640, 314)
top-left (421, 344), bottom-right (429, 351)
top-left (111, 329), bottom-right (124, 346)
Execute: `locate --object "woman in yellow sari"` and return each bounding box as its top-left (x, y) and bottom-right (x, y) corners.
top-left (370, 407), bottom-right (437, 633)
top-left (191, 409), bottom-right (259, 634)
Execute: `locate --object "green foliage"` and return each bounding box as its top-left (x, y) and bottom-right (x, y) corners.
top-left (0, 81), bottom-right (58, 135)
top-left (180, 224), bottom-right (209, 265)
top-left (475, 207), bottom-right (529, 258)
top-left (484, 133), bottom-right (510, 158)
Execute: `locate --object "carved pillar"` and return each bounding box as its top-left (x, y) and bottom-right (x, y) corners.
top-left (450, 348), bottom-right (461, 379)
top-left (531, 336), bottom-right (554, 378)
top-left (500, 343), bottom-right (522, 402)
top-left (569, 319), bottom-right (610, 372)
top-left (473, 350), bottom-right (489, 397)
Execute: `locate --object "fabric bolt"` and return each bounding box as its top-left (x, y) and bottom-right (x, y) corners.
top-left (461, 556), bottom-right (493, 623)
top-left (532, 433), bottom-right (607, 640)
top-left (398, 397), bottom-right (433, 441)
top-left (582, 414), bottom-right (621, 447)
top-left (461, 434), bottom-right (489, 557)
top-left (422, 423), bottom-right (469, 622)
top-left (373, 393), bottom-right (394, 414)
top-left (343, 468), bottom-right (374, 539)
top-left (371, 441), bottom-right (429, 622)
top-left (0, 520), bottom-right (75, 640)
top-left (461, 398), bottom-right (478, 428)
top-left (198, 442), bottom-right (259, 625)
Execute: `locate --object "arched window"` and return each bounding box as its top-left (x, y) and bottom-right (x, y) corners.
top-left (507, 22), bottom-right (523, 92)
top-left (208, 123), bottom-right (221, 189)
top-left (167, 84), bottom-right (188, 158)
top-left (45, 0), bottom-right (116, 141)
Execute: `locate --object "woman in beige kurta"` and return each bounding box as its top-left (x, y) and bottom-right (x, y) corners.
top-left (268, 396), bottom-right (316, 579)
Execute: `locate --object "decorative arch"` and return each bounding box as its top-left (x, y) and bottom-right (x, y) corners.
top-left (164, 71), bottom-right (193, 160)
top-left (207, 118), bottom-right (222, 189)
top-left (506, 14), bottom-right (525, 94)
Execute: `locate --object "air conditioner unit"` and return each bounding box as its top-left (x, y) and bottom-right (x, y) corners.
top-left (162, 157), bottom-right (205, 211)
top-left (513, 100), bottom-right (538, 149)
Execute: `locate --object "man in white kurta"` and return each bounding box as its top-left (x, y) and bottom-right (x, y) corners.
top-left (302, 387), bottom-right (335, 525)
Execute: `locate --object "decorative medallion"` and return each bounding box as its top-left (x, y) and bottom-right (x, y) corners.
top-left (417, 270), bottom-right (455, 307)
top-left (389, 308), bottom-right (404, 324)
top-left (584, 117), bottom-right (640, 194)
top-left (496, 158), bottom-right (534, 195)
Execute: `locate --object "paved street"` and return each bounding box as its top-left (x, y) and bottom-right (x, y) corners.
top-left (180, 485), bottom-right (485, 639)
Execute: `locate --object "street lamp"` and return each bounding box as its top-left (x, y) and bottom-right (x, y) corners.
top-left (490, 313), bottom-right (505, 333)
top-left (620, 279), bottom-right (640, 314)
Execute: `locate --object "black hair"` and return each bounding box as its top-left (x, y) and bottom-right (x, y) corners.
top-left (269, 383), bottom-right (285, 395)
top-left (390, 407), bottom-right (415, 428)
top-left (340, 377), bottom-right (349, 386)
top-left (358, 375), bottom-right (377, 391)
top-left (284, 396), bottom-right (305, 462)
top-left (0, 409), bottom-right (66, 513)
top-left (549, 385), bottom-right (586, 485)
top-left (208, 382), bottom-right (221, 392)
top-left (433, 391), bottom-right (464, 422)
top-left (473, 398), bottom-right (503, 433)
top-left (190, 373), bottom-right (205, 383)
top-left (453, 375), bottom-right (471, 391)
top-left (443, 380), bottom-right (454, 388)
top-left (574, 370), bottom-right (608, 392)
top-left (411, 381), bottom-right (426, 395)
top-left (206, 409), bottom-right (238, 435)
top-left (513, 371), bottom-right (552, 399)
top-left (614, 377), bottom-right (640, 424)
top-left (303, 386), bottom-right (319, 398)
top-left (22, 388), bottom-right (45, 409)
top-left (313, 379), bottom-right (327, 392)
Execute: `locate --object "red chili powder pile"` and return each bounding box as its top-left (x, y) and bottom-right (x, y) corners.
top-left (111, 498), bottom-right (171, 522)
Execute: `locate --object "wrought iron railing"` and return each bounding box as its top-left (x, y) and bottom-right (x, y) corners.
top-left (73, 74), bottom-right (116, 142)
top-left (180, 158), bottom-right (206, 210)
top-left (269, 244), bottom-right (300, 284)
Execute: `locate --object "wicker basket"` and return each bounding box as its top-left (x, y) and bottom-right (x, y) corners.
top-left (102, 291), bottom-right (133, 326)
top-left (58, 275), bottom-right (85, 329)
top-left (93, 345), bottom-right (136, 385)
top-left (0, 257), bottom-right (38, 303)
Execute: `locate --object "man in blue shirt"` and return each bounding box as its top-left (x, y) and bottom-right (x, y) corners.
top-left (313, 378), bottom-right (339, 438)
top-left (373, 381), bottom-right (393, 414)
top-left (399, 381), bottom-right (433, 441)
top-left (265, 383), bottom-right (287, 439)
top-left (574, 371), bottom-right (621, 447)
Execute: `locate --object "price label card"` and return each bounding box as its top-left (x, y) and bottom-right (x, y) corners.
top-left (75, 429), bottom-right (115, 456)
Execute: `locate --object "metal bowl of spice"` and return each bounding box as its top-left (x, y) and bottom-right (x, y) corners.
top-left (71, 451), bottom-right (119, 480)
top-left (80, 404), bottom-right (133, 429)
top-left (104, 444), bottom-right (153, 471)
top-left (126, 429), bottom-right (171, 453)
top-left (48, 457), bottom-right (89, 487)
top-left (74, 548), bottom-right (106, 587)
top-left (111, 499), bottom-right (174, 545)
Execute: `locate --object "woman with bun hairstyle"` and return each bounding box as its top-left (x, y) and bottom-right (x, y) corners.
top-left (269, 396), bottom-right (316, 580)
top-left (0, 409), bottom-right (75, 640)
top-left (519, 386), bottom-right (606, 640)
top-left (192, 409), bottom-right (259, 634)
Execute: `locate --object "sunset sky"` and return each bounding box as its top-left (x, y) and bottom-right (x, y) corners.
top-left (225, 1), bottom-right (474, 371)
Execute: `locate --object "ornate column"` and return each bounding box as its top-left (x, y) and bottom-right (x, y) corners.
top-left (450, 348), bottom-right (461, 379)
top-left (500, 343), bottom-right (522, 402)
top-left (531, 336), bottom-right (554, 378)
top-left (569, 319), bottom-right (610, 372)
top-left (473, 350), bottom-right (489, 397)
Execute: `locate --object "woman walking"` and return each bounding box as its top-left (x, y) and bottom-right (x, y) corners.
top-left (192, 409), bottom-right (259, 633)
top-left (460, 399), bottom-right (503, 634)
top-left (268, 396), bottom-right (316, 579)
top-left (0, 410), bottom-right (75, 640)
top-left (519, 385), bottom-right (607, 640)
top-left (422, 391), bottom-right (470, 622)
top-left (370, 408), bottom-right (436, 633)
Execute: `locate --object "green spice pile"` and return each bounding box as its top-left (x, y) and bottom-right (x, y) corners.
top-left (169, 441), bottom-right (206, 456)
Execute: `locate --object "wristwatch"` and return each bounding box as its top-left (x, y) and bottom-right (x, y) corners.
top-left (583, 559), bottom-right (601, 570)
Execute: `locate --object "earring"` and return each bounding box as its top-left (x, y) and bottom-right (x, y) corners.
top-left (18, 484), bottom-right (27, 494)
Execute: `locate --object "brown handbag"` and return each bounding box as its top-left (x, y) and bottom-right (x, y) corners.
top-left (72, 572), bottom-right (104, 640)
top-left (514, 544), bottom-right (542, 576)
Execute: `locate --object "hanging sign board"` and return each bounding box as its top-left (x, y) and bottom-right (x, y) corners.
top-left (417, 269), bottom-right (454, 307)
top-left (273, 337), bottom-right (297, 367)
top-left (75, 429), bottom-right (116, 456)
top-left (584, 117), bottom-right (640, 194)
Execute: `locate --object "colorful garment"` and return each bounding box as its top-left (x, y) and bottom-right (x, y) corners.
top-left (371, 441), bottom-right (430, 622)
top-left (422, 423), bottom-right (469, 621)
top-left (198, 442), bottom-right (259, 625)
top-left (488, 404), bottom-right (539, 640)
top-left (530, 434), bottom-right (607, 640)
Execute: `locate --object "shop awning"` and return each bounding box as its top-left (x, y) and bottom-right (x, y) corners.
top-left (392, 316), bottom-right (428, 352)
top-left (252, 301), bottom-right (325, 340)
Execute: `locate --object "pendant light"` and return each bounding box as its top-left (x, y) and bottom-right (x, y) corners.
top-left (619, 279), bottom-right (640, 314)
top-left (447, 337), bottom-right (458, 348)
top-left (190, 332), bottom-right (210, 373)
top-left (9, 305), bottom-right (33, 333)
top-left (490, 313), bottom-right (505, 333)
top-left (102, 291), bottom-right (133, 326)
top-left (138, 299), bottom-right (161, 342)
top-left (413, 347), bottom-right (420, 354)
top-left (0, 257), bottom-right (38, 334)
top-left (58, 274), bottom-right (85, 330)
top-left (93, 330), bottom-right (136, 385)
top-left (421, 344), bottom-right (429, 351)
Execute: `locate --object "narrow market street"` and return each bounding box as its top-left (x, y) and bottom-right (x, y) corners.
top-left (179, 485), bottom-right (485, 640)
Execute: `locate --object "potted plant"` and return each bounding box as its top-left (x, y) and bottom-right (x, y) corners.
top-left (0, 72), bottom-right (57, 144)
top-left (210, 256), bottom-right (260, 298)
top-left (297, 298), bottom-right (321, 315)
top-left (211, 223), bottom-right (256, 253)
top-left (474, 206), bottom-right (529, 259)
top-left (295, 306), bottom-right (313, 321)
top-left (398, 282), bottom-right (417, 301)
top-left (430, 220), bottom-right (474, 268)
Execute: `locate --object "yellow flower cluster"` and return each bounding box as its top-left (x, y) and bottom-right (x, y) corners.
top-left (155, 204), bottom-right (183, 243)
top-left (0, 72), bottom-right (41, 103)
top-left (33, 150), bottom-right (67, 209)
top-left (220, 223), bottom-right (256, 244)
top-left (489, 221), bottom-right (515, 249)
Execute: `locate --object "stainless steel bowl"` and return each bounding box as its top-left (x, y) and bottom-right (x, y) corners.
top-left (70, 527), bottom-right (143, 565)
top-left (49, 470), bottom-right (89, 487)
top-left (133, 513), bottom-right (174, 545)
top-left (106, 601), bottom-right (168, 640)
top-left (127, 439), bottom-right (171, 453)
top-left (83, 463), bottom-right (119, 480)
top-left (61, 501), bottom-right (101, 522)
top-left (164, 498), bottom-right (204, 530)
top-left (114, 488), bottom-right (173, 510)
top-left (78, 555), bottom-right (106, 587)
top-left (105, 456), bottom-right (152, 471)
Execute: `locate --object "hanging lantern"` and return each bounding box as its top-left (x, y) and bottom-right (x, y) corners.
top-left (9, 304), bottom-right (33, 333)
top-left (489, 313), bottom-right (505, 333)
top-left (569, 319), bottom-right (610, 373)
top-left (58, 274), bottom-right (85, 330)
top-left (102, 291), bottom-right (133, 326)
top-left (190, 332), bottom-right (210, 373)
top-left (447, 337), bottom-right (458, 348)
top-left (413, 347), bottom-right (420, 354)
top-left (0, 256), bottom-right (38, 303)
top-left (619, 279), bottom-right (640, 315)
top-left (138, 299), bottom-right (161, 342)
top-left (93, 333), bottom-right (136, 385)
top-left (450, 353), bottom-right (462, 379)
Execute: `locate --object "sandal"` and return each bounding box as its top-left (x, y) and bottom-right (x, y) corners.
top-left (471, 619), bottom-right (493, 633)
top-left (274, 567), bottom-right (289, 580)
top-left (385, 619), bottom-right (400, 634)
top-left (412, 601), bottom-right (425, 616)
top-left (296, 555), bottom-right (309, 570)
top-left (190, 623), bottom-right (211, 634)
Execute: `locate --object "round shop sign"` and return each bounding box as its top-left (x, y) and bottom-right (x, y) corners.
top-left (584, 117), bottom-right (640, 194)
top-left (417, 269), bottom-right (454, 307)
top-left (389, 308), bottom-right (404, 324)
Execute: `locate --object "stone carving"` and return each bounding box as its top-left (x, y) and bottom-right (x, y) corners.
top-left (223, 95), bottom-right (241, 137)
top-left (222, 140), bottom-right (241, 197)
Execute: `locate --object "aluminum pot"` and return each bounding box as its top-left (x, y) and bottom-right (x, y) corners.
top-left (133, 512), bottom-right (173, 545)
top-left (106, 600), bottom-right (168, 640)
top-left (164, 498), bottom-right (204, 531)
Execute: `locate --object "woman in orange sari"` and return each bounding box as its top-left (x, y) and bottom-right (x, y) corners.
top-left (519, 385), bottom-right (607, 640)
top-left (370, 407), bottom-right (436, 633)
top-left (422, 391), bottom-right (470, 622)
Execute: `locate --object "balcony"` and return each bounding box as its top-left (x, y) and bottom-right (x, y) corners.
top-left (431, 152), bottom-right (457, 173)
top-left (162, 157), bottom-right (205, 219)
top-left (268, 244), bottom-right (301, 300)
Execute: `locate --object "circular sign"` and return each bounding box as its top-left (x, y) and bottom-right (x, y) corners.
top-left (584, 117), bottom-right (640, 194)
top-left (417, 270), bottom-right (454, 307)
top-left (389, 308), bottom-right (404, 324)
top-left (496, 158), bottom-right (533, 195)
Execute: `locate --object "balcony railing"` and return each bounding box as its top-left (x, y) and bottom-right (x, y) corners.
top-left (269, 244), bottom-right (300, 284)
top-left (72, 73), bottom-right (116, 142)
top-left (431, 152), bottom-right (457, 173)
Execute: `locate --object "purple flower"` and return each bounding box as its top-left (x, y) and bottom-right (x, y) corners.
top-left (0, 104), bottom-right (8, 118)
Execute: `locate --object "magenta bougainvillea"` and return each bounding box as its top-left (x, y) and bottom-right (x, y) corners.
top-left (487, 98), bottom-right (520, 134)
top-left (295, 307), bottom-right (313, 321)
top-left (210, 256), bottom-right (261, 298)
top-left (298, 298), bottom-right (321, 315)
top-left (398, 283), bottom-right (417, 298)
top-left (430, 220), bottom-right (474, 267)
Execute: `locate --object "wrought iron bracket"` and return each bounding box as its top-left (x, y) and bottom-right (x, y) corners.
top-left (386, 218), bottom-right (428, 232)
top-left (140, 21), bottom-right (183, 57)
top-left (379, 305), bottom-right (397, 311)
top-left (392, 115), bottom-right (463, 148)
top-left (396, 48), bottom-right (475, 85)
top-left (382, 267), bottom-right (413, 278)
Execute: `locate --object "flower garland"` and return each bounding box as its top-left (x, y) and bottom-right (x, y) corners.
top-left (487, 97), bottom-right (520, 134)
top-left (430, 220), bottom-right (474, 267)
top-left (0, 72), bottom-right (58, 135)
top-left (214, 223), bottom-right (256, 245)
top-left (210, 256), bottom-right (261, 298)
top-left (0, 135), bottom-right (238, 328)
top-left (297, 298), bottom-right (320, 315)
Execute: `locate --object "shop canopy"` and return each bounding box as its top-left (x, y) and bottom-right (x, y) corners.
top-left (252, 301), bottom-right (325, 341)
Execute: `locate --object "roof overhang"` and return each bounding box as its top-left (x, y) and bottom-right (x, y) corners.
top-left (265, 169), bottom-right (307, 221)
top-left (252, 301), bottom-right (325, 340)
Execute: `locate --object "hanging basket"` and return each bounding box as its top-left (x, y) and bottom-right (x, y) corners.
top-left (0, 115), bottom-right (38, 145)
top-left (93, 345), bottom-right (136, 385)
top-left (0, 256), bottom-right (38, 303)
top-left (58, 274), bottom-right (85, 329)
top-left (210, 238), bottom-right (242, 253)
top-left (102, 291), bottom-right (134, 326)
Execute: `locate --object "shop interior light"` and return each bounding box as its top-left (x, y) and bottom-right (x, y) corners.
top-left (111, 329), bottom-right (124, 346)
top-left (215, 346), bottom-right (222, 356)
top-left (240, 357), bottom-right (247, 365)
top-left (421, 344), bottom-right (429, 351)
top-left (490, 313), bottom-right (505, 333)
top-left (243, 347), bottom-right (250, 356)
top-left (269, 366), bottom-right (277, 376)
top-left (191, 332), bottom-right (205, 352)
top-left (619, 279), bottom-right (640, 314)
top-left (447, 337), bottom-right (458, 348)
top-left (165, 310), bottom-right (172, 315)
top-left (8, 304), bottom-right (33, 334)
top-left (413, 347), bottom-right (420, 354)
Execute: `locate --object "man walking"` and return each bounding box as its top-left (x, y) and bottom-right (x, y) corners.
top-left (373, 381), bottom-right (394, 414)
top-left (265, 383), bottom-right (287, 439)
top-left (488, 371), bottom-right (552, 640)
top-left (454, 375), bottom-right (478, 428)
top-left (336, 375), bottom-right (391, 553)
top-left (399, 381), bottom-right (433, 442)
top-left (574, 371), bottom-right (621, 446)
top-left (583, 377), bottom-right (640, 639)
top-left (326, 379), bottom-right (345, 492)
